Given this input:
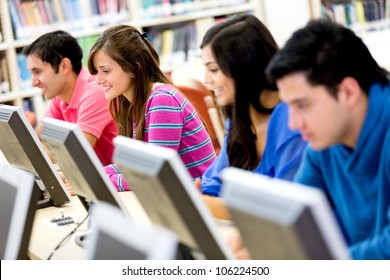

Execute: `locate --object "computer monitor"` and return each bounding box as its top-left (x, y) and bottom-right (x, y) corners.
top-left (0, 104), bottom-right (70, 206)
top-left (86, 202), bottom-right (178, 260)
top-left (220, 167), bottom-right (351, 260)
top-left (113, 136), bottom-right (234, 260)
top-left (0, 164), bottom-right (41, 259)
top-left (40, 117), bottom-right (130, 217)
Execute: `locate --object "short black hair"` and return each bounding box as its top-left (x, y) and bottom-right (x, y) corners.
top-left (23, 30), bottom-right (83, 74)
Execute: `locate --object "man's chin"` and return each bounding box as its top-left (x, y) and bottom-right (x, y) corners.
top-left (41, 90), bottom-right (50, 99)
top-left (309, 141), bottom-right (332, 151)
top-left (43, 94), bottom-right (53, 100)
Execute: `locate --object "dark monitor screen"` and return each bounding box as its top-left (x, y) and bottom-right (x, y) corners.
top-left (220, 167), bottom-right (351, 260)
top-left (113, 136), bottom-right (234, 260)
top-left (86, 202), bottom-right (178, 260)
top-left (0, 105), bottom-right (70, 206)
top-left (40, 117), bottom-right (130, 216)
top-left (0, 164), bottom-right (41, 259)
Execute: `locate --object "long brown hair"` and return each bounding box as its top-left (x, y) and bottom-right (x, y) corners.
top-left (88, 25), bottom-right (171, 139)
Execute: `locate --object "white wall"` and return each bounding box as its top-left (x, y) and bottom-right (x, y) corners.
top-left (363, 29), bottom-right (390, 71)
top-left (259, 0), bottom-right (313, 47)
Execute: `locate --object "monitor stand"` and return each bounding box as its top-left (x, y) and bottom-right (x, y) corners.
top-left (36, 197), bottom-right (53, 209)
top-left (11, 168), bottom-right (55, 209)
top-left (34, 181), bottom-right (54, 209)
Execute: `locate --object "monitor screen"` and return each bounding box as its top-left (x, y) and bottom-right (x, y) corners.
top-left (0, 105), bottom-right (70, 206)
top-left (0, 164), bottom-right (41, 259)
top-left (220, 167), bottom-right (351, 260)
top-left (86, 202), bottom-right (178, 260)
top-left (113, 136), bottom-right (234, 260)
top-left (40, 117), bottom-right (130, 216)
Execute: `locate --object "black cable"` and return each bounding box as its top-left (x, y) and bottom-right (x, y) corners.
top-left (47, 213), bottom-right (89, 260)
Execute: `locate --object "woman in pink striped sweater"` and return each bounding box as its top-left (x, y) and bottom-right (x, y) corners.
top-left (88, 24), bottom-right (216, 191)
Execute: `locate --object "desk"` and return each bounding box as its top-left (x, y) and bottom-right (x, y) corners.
top-left (28, 195), bottom-right (88, 260)
top-left (28, 192), bottom-right (238, 260)
top-left (28, 192), bottom-right (151, 260)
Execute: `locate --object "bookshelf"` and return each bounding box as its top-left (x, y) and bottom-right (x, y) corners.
top-left (0, 0), bottom-right (320, 118)
top-left (320, 0), bottom-right (390, 70)
top-left (320, 0), bottom-right (390, 34)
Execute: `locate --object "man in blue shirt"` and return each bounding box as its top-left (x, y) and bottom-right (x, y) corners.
top-left (266, 19), bottom-right (390, 259)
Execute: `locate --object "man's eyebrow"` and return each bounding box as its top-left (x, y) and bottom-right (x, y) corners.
top-left (287, 97), bottom-right (308, 106)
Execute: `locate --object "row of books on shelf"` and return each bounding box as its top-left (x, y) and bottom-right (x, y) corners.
top-left (0, 52), bottom-right (32, 94)
top-left (90, 0), bottom-right (129, 27)
top-left (1, 13), bottom-right (219, 95)
top-left (0, 53), bottom-right (10, 94)
top-left (139, 0), bottom-right (250, 19)
top-left (7, 0), bottom-right (247, 41)
top-left (322, 0), bottom-right (390, 33)
top-left (148, 17), bottom-right (217, 72)
top-left (8, 0), bottom-right (129, 40)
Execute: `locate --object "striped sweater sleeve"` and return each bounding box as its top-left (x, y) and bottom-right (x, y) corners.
top-left (104, 164), bottom-right (130, 192)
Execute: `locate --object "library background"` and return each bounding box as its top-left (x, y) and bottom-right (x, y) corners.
top-left (0, 0), bottom-right (390, 123)
top-left (0, 0), bottom-right (390, 265)
top-left (0, 0), bottom-right (389, 123)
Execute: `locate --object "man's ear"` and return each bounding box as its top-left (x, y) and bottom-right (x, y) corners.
top-left (338, 77), bottom-right (361, 107)
top-left (59, 58), bottom-right (72, 74)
